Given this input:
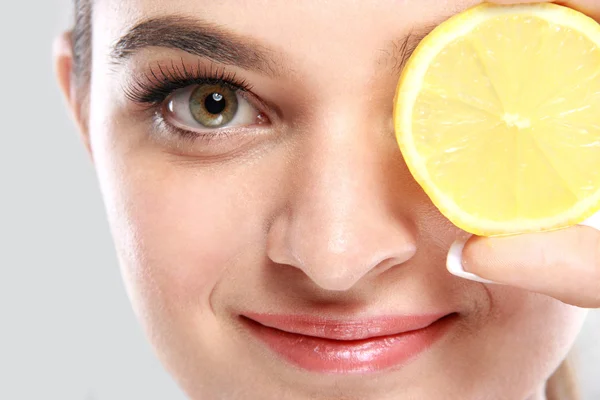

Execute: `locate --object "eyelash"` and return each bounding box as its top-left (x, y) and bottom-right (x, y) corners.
top-left (123, 60), bottom-right (259, 144)
top-left (125, 59), bottom-right (254, 105)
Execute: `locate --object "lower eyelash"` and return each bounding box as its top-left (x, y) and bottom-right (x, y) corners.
top-left (151, 109), bottom-right (233, 144)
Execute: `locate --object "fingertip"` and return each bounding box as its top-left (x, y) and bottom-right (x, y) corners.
top-left (446, 235), bottom-right (498, 284)
top-left (484, 0), bottom-right (553, 4)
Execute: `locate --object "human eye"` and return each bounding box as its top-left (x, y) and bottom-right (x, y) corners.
top-left (123, 60), bottom-right (271, 154)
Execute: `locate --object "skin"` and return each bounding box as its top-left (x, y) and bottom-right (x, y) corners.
top-left (54, 0), bottom-right (599, 399)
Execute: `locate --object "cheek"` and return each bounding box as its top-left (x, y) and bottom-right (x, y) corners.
top-left (94, 143), bottom-right (275, 316)
top-left (126, 169), bottom-right (243, 297)
top-left (478, 287), bottom-right (587, 377)
top-left (489, 287), bottom-right (587, 339)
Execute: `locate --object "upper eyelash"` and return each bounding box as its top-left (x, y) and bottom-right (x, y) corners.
top-left (123, 59), bottom-right (255, 105)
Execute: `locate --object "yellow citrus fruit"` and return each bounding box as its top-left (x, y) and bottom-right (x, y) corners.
top-left (394, 3), bottom-right (600, 236)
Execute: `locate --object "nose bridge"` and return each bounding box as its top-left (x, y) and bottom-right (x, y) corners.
top-left (297, 122), bottom-right (379, 252)
top-left (267, 112), bottom-right (417, 291)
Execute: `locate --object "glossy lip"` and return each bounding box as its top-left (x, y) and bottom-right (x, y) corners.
top-left (241, 312), bottom-right (457, 374)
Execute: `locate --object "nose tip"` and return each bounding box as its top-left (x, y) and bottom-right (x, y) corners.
top-left (267, 214), bottom-right (417, 292)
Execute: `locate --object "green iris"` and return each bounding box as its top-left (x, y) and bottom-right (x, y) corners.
top-left (189, 84), bottom-right (238, 128)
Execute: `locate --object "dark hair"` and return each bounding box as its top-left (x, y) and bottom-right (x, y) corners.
top-left (69, 1), bottom-right (581, 399)
top-left (72, 0), bottom-right (92, 88)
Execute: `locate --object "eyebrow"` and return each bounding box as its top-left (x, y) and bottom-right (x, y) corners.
top-left (109, 15), bottom-right (285, 77)
top-left (385, 25), bottom-right (439, 75)
top-left (110, 15), bottom-right (439, 78)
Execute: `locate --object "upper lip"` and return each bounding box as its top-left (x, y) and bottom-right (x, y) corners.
top-left (242, 312), bottom-right (451, 341)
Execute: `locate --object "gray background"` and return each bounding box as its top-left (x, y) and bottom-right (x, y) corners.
top-left (0, 1), bottom-right (597, 399)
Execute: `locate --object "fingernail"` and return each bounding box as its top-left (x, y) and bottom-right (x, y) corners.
top-left (446, 235), bottom-right (497, 284)
top-left (579, 210), bottom-right (600, 231)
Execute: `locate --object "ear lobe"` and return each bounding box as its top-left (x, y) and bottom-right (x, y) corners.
top-left (53, 30), bottom-right (93, 161)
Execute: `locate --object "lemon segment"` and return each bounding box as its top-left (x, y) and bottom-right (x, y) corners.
top-left (394, 3), bottom-right (600, 236)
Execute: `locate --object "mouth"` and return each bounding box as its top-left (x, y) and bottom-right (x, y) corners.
top-left (240, 312), bottom-right (458, 374)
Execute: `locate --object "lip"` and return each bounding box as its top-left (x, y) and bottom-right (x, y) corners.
top-left (241, 312), bottom-right (457, 374)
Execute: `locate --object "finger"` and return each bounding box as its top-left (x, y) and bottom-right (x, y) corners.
top-left (485, 0), bottom-right (552, 3)
top-left (447, 226), bottom-right (600, 308)
top-left (485, 0), bottom-right (600, 21)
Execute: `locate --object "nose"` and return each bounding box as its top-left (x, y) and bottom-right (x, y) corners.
top-left (266, 111), bottom-right (418, 292)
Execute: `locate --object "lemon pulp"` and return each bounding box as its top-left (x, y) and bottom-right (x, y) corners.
top-left (394, 3), bottom-right (600, 236)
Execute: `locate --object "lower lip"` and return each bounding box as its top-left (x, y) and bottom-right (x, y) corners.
top-left (242, 314), bottom-right (456, 374)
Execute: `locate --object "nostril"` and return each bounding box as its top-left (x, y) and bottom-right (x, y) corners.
top-left (368, 246), bottom-right (417, 275)
top-left (266, 210), bottom-right (419, 291)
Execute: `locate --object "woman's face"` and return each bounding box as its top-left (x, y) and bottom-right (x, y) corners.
top-left (83, 0), bottom-right (587, 399)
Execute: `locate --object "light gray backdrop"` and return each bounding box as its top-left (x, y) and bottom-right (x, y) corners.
top-left (0, 1), bottom-right (597, 399)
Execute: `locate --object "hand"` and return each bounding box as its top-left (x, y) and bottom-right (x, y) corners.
top-left (487, 0), bottom-right (600, 21)
top-left (445, 0), bottom-right (600, 309)
top-left (447, 220), bottom-right (600, 308)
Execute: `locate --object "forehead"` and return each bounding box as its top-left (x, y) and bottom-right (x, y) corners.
top-left (95, 0), bottom-right (481, 64)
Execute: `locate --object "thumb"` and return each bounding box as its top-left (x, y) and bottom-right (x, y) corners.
top-left (485, 0), bottom-right (552, 3)
top-left (484, 0), bottom-right (600, 21)
top-left (446, 226), bottom-right (600, 308)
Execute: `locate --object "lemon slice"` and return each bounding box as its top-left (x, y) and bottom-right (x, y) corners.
top-left (394, 3), bottom-right (600, 236)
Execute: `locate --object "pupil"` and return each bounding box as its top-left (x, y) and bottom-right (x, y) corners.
top-left (205, 92), bottom-right (227, 115)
